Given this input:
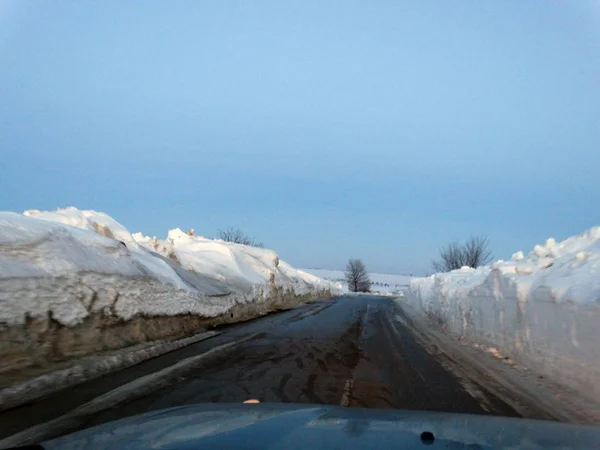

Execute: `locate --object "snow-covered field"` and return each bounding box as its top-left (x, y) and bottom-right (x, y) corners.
top-left (0, 207), bottom-right (337, 327)
top-left (405, 227), bottom-right (600, 403)
top-left (301, 268), bottom-right (412, 294)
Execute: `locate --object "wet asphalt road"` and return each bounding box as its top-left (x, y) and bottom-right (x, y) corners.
top-left (0, 295), bottom-right (522, 441)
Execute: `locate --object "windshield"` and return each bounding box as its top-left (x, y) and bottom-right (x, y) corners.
top-left (0, 1), bottom-right (599, 449)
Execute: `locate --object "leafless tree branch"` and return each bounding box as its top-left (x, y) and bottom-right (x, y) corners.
top-left (431, 236), bottom-right (493, 272)
top-left (345, 258), bottom-right (371, 293)
top-left (217, 227), bottom-right (264, 248)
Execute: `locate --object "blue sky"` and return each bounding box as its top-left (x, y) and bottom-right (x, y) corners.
top-left (1, 1), bottom-right (599, 274)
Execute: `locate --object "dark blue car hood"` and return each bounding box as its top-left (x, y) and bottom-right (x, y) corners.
top-left (40, 403), bottom-right (600, 450)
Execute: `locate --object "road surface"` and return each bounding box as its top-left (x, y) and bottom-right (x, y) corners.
top-left (1, 295), bottom-right (529, 443)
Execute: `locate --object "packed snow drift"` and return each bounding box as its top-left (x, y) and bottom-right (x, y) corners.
top-left (0, 207), bottom-right (337, 327)
top-left (302, 268), bottom-right (412, 294)
top-left (405, 227), bottom-right (600, 403)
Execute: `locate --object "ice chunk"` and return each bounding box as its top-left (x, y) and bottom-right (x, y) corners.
top-left (512, 251), bottom-right (524, 261)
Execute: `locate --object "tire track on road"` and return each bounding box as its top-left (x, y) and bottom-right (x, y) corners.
top-left (0, 332), bottom-right (263, 448)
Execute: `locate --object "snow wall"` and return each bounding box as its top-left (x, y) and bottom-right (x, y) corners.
top-left (405, 228), bottom-right (600, 403)
top-left (0, 208), bottom-right (339, 376)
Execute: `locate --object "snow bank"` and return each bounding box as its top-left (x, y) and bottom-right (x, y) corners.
top-left (0, 208), bottom-right (337, 328)
top-left (24, 208), bottom-right (140, 247)
top-left (133, 228), bottom-right (335, 296)
top-left (405, 227), bottom-right (600, 402)
top-left (1, 212), bottom-right (189, 288)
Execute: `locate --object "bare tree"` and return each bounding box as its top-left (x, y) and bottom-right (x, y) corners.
top-left (217, 227), bottom-right (264, 248)
top-left (345, 258), bottom-right (372, 293)
top-left (432, 236), bottom-right (493, 272)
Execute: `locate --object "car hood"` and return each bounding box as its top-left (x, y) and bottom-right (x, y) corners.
top-left (41, 403), bottom-right (600, 450)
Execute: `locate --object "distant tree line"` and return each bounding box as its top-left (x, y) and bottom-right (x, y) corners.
top-left (370, 281), bottom-right (392, 288)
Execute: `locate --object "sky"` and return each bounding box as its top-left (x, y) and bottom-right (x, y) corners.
top-left (1, 1), bottom-right (599, 274)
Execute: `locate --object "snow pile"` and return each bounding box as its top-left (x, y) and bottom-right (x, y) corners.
top-left (0, 208), bottom-right (337, 327)
top-left (302, 268), bottom-right (411, 294)
top-left (24, 208), bottom-right (140, 247)
top-left (133, 228), bottom-right (334, 296)
top-left (0, 213), bottom-right (190, 289)
top-left (406, 227), bottom-right (600, 402)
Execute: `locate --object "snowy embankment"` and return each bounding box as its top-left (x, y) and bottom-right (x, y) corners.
top-left (301, 268), bottom-right (412, 294)
top-left (0, 208), bottom-right (338, 376)
top-left (405, 228), bottom-right (600, 403)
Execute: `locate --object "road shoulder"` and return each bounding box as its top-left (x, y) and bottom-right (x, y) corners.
top-left (394, 300), bottom-right (600, 424)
